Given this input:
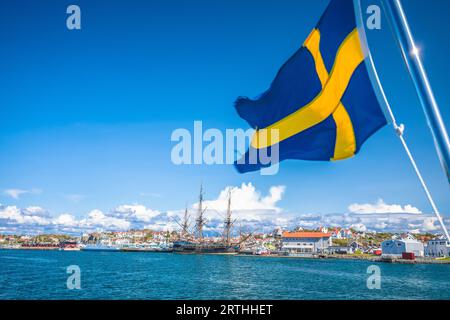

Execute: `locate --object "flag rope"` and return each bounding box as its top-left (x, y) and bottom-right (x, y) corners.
top-left (396, 129), bottom-right (450, 241)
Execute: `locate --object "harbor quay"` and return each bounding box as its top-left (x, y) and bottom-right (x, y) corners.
top-left (1, 226), bottom-right (449, 264)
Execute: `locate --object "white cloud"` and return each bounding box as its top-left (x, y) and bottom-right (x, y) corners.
top-left (197, 183), bottom-right (286, 222)
top-left (0, 205), bottom-right (50, 226)
top-left (349, 223), bottom-right (367, 232)
top-left (348, 199), bottom-right (422, 214)
top-left (53, 213), bottom-right (78, 227)
top-left (0, 183), bottom-right (287, 235)
top-left (3, 188), bottom-right (42, 200)
top-left (23, 206), bottom-right (50, 217)
top-left (420, 217), bottom-right (439, 231)
top-left (112, 204), bottom-right (160, 223)
top-left (0, 188), bottom-right (447, 237)
top-left (4, 189), bottom-right (27, 200)
top-left (199, 183), bottom-right (284, 212)
top-left (79, 209), bottom-right (130, 231)
top-left (374, 221), bottom-right (388, 230)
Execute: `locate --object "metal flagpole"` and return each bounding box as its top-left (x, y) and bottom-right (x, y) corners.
top-left (353, 0), bottom-right (450, 242)
top-left (382, 0), bottom-right (450, 184)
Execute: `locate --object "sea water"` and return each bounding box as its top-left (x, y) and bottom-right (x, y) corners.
top-left (0, 249), bottom-right (449, 299)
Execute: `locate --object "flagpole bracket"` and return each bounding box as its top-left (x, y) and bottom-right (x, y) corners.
top-left (394, 123), bottom-right (405, 136)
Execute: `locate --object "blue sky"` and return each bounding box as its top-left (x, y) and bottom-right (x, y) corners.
top-left (1, 0), bottom-right (449, 234)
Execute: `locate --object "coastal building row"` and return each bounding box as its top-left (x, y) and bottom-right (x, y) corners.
top-left (1, 226), bottom-right (449, 259)
top-left (279, 230), bottom-right (450, 259)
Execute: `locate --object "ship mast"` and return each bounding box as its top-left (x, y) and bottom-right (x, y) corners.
top-left (181, 206), bottom-right (190, 239)
top-left (196, 184), bottom-right (206, 240)
top-left (223, 189), bottom-right (233, 245)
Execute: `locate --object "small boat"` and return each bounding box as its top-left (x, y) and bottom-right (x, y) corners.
top-left (238, 248), bottom-right (254, 255)
top-left (254, 247), bottom-right (270, 255)
top-left (59, 240), bottom-right (80, 251)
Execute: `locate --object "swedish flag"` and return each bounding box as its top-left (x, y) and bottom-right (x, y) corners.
top-left (235, 0), bottom-right (387, 173)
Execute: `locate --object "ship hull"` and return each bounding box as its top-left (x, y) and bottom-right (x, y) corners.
top-left (60, 247), bottom-right (80, 251)
top-left (121, 248), bottom-right (173, 253)
top-left (173, 241), bottom-right (237, 254)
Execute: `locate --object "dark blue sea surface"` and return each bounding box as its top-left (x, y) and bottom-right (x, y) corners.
top-left (0, 249), bottom-right (449, 299)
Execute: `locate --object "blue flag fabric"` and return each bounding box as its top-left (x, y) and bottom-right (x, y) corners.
top-left (234, 0), bottom-right (387, 173)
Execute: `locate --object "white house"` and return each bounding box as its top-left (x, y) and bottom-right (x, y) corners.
top-left (340, 229), bottom-right (353, 239)
top-left (318, 227), bottom-right (328, 234)
top-left (349, 241), bottom-right (363, 251)
top-left (381, 238), bottom-right (424, 257)
top-left (402, 233), bottom-right (417, 241)
top-left (114, 238), bottom-right (131, 246)
top-left (281, 231), bottom-right (332, 255)
top-left (330, 228), bottom-right (353, 240)
top-left (425, 237), bottom-right (450, 258)
top-left (331, 228), bottom-right (342, 239)
top-left (328, 246), bottom-right (354, 254)
top-left (273, 227), bottom-right (283, 238)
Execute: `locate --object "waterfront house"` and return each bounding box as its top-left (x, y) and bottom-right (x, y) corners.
top-left (370, 248), bottom-right (382, 255)
top-left (331, 228), bottom-right (342, 239)
top-left (381, 238), bottom-right (424, 257)
top-left (349, 241), bottom-right (363, 251)
top-left (401, 233), bottom-right (418, 241)
top-left (328, 246), bottom-right (354, 254)
top-left (114, 238), bottom-right (131, 246)
top-left (273, 227), bottom-right (283, 238)
top-left (318, 227), bottom-right (328, 234)
top-left (281, 231), bottom-right (331, 256)
top-left (153, 231), bottom-right (167, 241)
top-left (340, 229), bottom-right (353, 239)
top-left (425, 236), bottom-right (450, 258)
top-left (330, 228), bottom-right (353, 240)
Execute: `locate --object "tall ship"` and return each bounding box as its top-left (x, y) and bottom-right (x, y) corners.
top-left (173, 185), bottom-right (239, 254)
